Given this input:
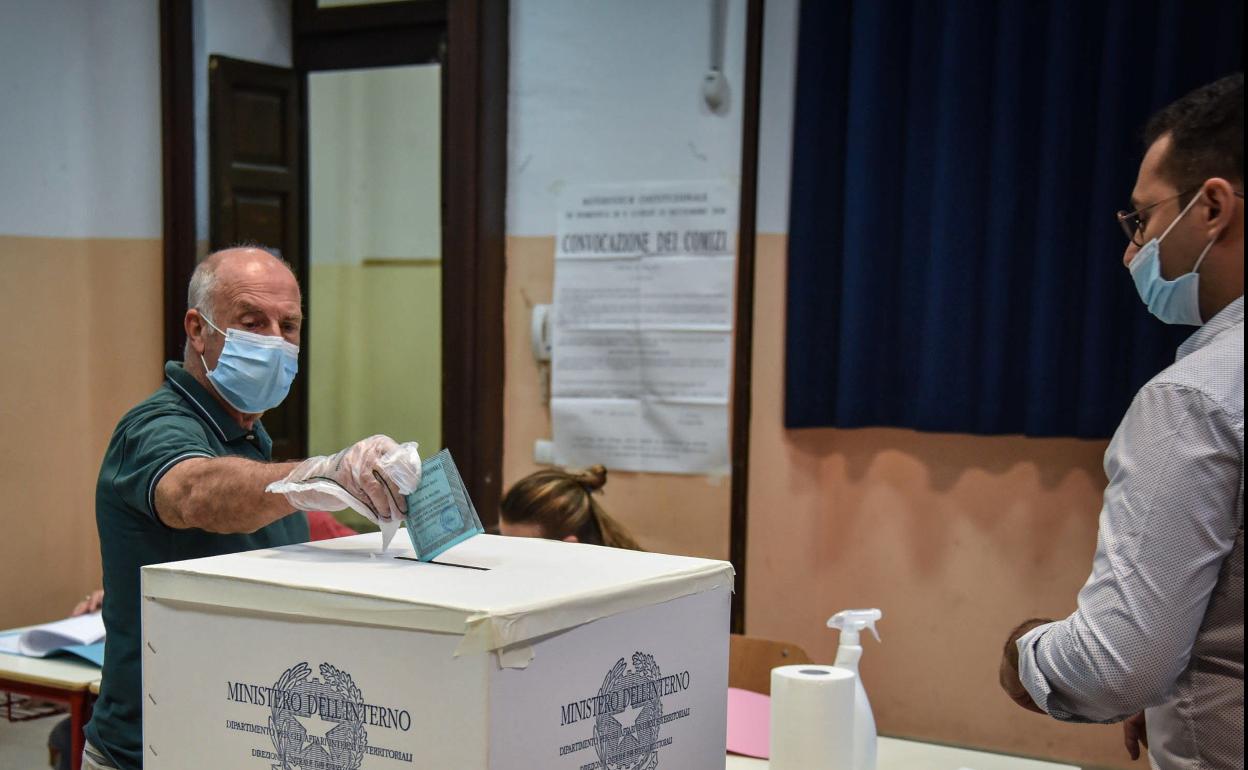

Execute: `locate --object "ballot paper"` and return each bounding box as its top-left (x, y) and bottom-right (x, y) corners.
top-left (403, 448), bottom-right (484, 561)
top-left (0, 611), bottom-right (105, 665)
top-left (551, 180), bottom-right (736, 474)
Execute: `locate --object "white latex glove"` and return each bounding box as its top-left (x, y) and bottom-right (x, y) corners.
top-left (266, 436), bottom-right (421, 550)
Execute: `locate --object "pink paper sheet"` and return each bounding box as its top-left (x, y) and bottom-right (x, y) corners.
top-left (726, 687), bottom-right (771, 758)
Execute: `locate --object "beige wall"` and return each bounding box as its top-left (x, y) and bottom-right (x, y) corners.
top-left (0, 236), bottom-right (163, 629)
top-left (503, 236), bottom-right (731, 560)
top-left (744, 234), bottom-right (1131, 769)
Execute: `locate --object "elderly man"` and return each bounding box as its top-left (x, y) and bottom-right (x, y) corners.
top-left (1000, 75), bottom-right (1243, 768)
top-left (83, 247), bottom-right (420, 770)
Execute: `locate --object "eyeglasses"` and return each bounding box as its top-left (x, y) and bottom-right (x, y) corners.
top-left (1117, 188), bottom-right (1245, 248)
top-left (1116, 189), bottom-right (1197, 248)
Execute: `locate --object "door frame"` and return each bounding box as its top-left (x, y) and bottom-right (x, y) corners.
top-left (159, 0), bottom-right (195, 366)
top-left (729, 0), bottom-right (764, 635)
top-left (160, 0), bottom-right (508, 526)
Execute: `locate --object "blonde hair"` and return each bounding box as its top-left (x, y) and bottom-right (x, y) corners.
top-left (500, 465), bottom-right (643, 550)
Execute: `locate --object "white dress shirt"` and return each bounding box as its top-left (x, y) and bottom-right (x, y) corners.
top-left (1018, 297), bottom-right (1244, 770)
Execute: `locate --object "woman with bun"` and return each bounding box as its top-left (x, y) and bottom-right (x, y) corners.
top-left (498, 465), bottom-right (643, 550)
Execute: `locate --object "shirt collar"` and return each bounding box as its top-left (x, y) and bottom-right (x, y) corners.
top-left (164, 361), bottom-right (248, 442)
top-left (1177, 295), bottom-right (1244, 362)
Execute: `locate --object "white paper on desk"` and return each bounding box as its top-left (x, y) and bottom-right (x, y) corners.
top-left (0, 612), bottom-right (105, 657)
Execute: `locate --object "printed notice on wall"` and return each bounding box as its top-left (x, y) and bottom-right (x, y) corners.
top-left (551, 180), bottom-right (736, 475)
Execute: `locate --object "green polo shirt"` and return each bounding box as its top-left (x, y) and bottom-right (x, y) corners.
top-left (85, 361), bottom-right (308, 770)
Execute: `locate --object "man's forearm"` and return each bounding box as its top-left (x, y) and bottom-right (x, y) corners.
top-left (155, 456), bottom-right (301, 534)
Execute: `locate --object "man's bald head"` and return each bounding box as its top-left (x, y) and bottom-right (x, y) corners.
top-left (188, 246), bottom-right (298, 318)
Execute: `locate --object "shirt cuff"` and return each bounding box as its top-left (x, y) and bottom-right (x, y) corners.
top-left (1016, 622), bottom-right (1080, 722)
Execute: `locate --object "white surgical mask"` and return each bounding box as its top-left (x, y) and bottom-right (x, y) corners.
top-left (199, 314), bottom-right (299, 413)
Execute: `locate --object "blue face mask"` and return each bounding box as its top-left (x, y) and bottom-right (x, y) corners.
top-left (1128, 192), bottom-right (1215, 326)
top-left (199, 314), bottom-right (300, 413)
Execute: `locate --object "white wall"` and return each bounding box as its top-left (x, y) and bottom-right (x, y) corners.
top-left (192, 0), bottom-right (293, 242)
top-left (507, 0), bottom-right (748, 236)
top-left (0, 0), bottom-right (161, 239)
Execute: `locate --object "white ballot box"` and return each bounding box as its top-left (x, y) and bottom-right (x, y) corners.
top-left (141, 533), bottom-right (733, 770)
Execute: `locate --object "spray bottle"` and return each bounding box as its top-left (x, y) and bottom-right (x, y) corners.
top-left (828, 609), bottom-right (883, 770)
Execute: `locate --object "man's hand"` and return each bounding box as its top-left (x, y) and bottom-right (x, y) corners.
top-left (1123, 712), bottom-right (1149, 761)
top-left (71, 590), bottom-right (103, 616)
top-left (999, 618), bottom-right (1052, 714)
top-left (268, 436), bottom-right (422, 525)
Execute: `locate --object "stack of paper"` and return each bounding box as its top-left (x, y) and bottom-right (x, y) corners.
top-left (0, 612), bottom-right (105, 665)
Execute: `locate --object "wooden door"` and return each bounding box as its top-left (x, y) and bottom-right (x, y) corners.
top-left (209, 55), bottom-right (306, 460)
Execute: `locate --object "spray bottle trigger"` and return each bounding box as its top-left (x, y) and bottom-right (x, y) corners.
top-left (864, 618), bottom-right (881, 643)
top-left (827, 608), bottom-right (883, 643)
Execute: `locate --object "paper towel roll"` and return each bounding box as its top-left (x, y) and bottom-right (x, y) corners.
top-left (770, 665), bottom-right (856, 770)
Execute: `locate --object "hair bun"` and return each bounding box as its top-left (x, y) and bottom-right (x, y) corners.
top-left (574, 464), bottom-right (608, 491)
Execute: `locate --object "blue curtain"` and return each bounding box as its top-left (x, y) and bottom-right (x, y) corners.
top-left (785, 0), bottom-right (1243, 437)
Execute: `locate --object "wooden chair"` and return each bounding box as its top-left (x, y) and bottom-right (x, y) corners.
top-left (729, 633), bottom-right (814, 695)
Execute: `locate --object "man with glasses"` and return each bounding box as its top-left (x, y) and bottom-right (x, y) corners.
top-left (999, 74), bottom-right (1243, 769)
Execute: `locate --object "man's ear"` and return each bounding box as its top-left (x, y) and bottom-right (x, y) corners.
top-left (1201, 177), bottom-right (1238, 239)
top-left (185, 309), bottom-right (208, 355)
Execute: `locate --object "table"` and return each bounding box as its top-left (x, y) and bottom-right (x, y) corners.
top-left (0, 632), bottom-right (101, 770)
top-left (726, 736), bottom-right (1081, 770)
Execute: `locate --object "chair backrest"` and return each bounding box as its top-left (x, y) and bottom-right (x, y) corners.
top-left (729, 633), bottom-right (814, 695)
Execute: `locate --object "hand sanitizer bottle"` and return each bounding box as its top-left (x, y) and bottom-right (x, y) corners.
top-left (828, 609), bottom-right (883, 770)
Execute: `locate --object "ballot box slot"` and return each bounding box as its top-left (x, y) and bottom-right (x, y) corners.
top-left (392, 556), bottom-right (490, 571)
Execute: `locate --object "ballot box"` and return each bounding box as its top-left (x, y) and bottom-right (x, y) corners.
top-left (141, 533), bottom-right (733, 770)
